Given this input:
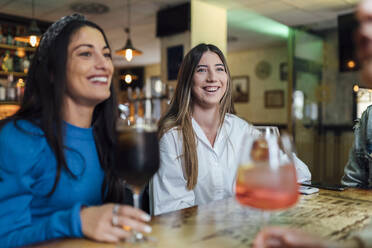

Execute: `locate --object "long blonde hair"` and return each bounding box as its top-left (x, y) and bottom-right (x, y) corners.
top-left (158, 44), bottom-right (235, 190)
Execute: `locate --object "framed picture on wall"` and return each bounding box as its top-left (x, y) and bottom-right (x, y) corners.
top-left (232, 76), bottom-right (249, 103)
top-left (265, 90), bottom-right (284, 108)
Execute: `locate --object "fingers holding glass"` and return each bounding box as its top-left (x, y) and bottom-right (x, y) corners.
top-left (110, 204), bottom-right (152, 243)
top-left (111, 214), bottom-right (152, 235)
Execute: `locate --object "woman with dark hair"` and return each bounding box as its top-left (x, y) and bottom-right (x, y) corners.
top-left (151, 43), bottom-right (311, 215)
top-left (0, 14), bottom-right (151, 247)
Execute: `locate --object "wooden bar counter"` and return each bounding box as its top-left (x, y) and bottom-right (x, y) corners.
top-left (34, 188), bottom-right (372, 248)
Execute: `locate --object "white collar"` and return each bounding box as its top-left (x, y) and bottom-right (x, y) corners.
top-left (191, 114), bottom-right (231, 149)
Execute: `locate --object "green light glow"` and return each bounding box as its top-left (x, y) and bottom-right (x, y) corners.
top-left (228, 10), bottom-right (289, 39)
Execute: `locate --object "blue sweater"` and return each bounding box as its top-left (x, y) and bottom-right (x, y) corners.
top-left (0, 120), bottom-right (105, 247)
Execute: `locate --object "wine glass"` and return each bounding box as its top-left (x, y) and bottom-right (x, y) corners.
top-left (115, 97), bottom-right (160, 243)
top-left (235, 130), bottom-right (299, 228)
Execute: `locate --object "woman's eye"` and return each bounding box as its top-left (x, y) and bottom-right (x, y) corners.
top-left (196, 68), bottom-right (206, 73)
top-left (216, 67), bottom-right (225, 71)
top-left (79, 52), bottom-right (92, 57)
top-left (104, 53), bottom-right (112, 59)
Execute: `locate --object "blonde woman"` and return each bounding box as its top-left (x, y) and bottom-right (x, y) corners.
top-left (151, 44), bottom-right (310, 215)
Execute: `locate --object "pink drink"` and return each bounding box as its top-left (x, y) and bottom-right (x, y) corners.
top-left (235, 163), bottom-right (299, 210)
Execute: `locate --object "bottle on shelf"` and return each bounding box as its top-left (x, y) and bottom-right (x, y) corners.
top-left (23, 55), bottom-right (30, 74)
top-left (13, 52), bottom-right (21, 72)
top-left (0, 51), bottom-right (4, 70)
top-left (15, 26), bottom-right (21, 47)
top-left (6, 25), bottom-right (13, 46)
top-left (1, 24), bottom-right (7, 44)
top-left (19, 26), bottom-right (28, 47)
top-left (2, 50), bottom-right (13, 72)
top-left (6, 74), bottom-right (16, 102)
top-left (15, 78), bottom-right (25, 101)
top-left (0, 23), bottom-right (35, 96)
top-left (0, 24), bottom-right (3, 45)
top-left (0, 84), bottom-right (5, 101)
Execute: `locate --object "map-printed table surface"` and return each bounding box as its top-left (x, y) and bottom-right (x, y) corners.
top-left (35, 188), bottom-right (372, 248)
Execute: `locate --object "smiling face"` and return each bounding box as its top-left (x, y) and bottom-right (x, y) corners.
top-left (191, 51), bottom-right (228, 110)
top-left (64, 26), bottom-right (113, 109)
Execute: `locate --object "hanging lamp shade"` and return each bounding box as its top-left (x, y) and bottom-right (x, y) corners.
top-left (115, 29), bottom-right (142, 62)
top-left (14, 0), bottom-right (41, 47)
top-left (115, 0), bottom-right (142, 62)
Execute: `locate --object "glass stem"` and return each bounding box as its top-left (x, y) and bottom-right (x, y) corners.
top-left (260, 211), bottom-right (271, 228)
top-left (133, 192), bottom-right (140, 209)
top-left (132, 192), bottom-right (144, 241)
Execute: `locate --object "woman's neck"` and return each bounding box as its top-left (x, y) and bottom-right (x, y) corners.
top-left (62, 100), bottom-right (94, 128)
top-left (192, 105), bottom-right (221, 147)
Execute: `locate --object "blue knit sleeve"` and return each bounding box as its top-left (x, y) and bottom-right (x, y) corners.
top-left (0, 120), bottom-right (83, 247)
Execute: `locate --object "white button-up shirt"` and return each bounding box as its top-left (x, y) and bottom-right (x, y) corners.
top-left (151, 114), bottom-right (311, 215)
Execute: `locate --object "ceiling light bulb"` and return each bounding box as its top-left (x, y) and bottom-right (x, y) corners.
top-left (29, 35), bottom-right (38, 47)
top-left (125, 49), bottom-right (133, 62)
top-left (347, 60), bottom-right (356, 69)
top-left (125, 74), bottom-right (132, 84)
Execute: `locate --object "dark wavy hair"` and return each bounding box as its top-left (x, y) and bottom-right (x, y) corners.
top-left (0, 19), bottom-right (124, 202)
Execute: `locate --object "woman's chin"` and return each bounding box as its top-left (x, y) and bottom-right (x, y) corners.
top-left (89, 94), bottom-right (111, 107)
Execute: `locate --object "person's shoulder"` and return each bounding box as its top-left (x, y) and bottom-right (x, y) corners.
top-left (225, 114), bottom-right (258, 135)
top-left (0, 119), bottom-right (44, 141)
top-left (366, 105), bottom-right (372, 111)
top-left (159, 126), bottom-right (183, 148)
top-left (160, 126), bottom-right (180, 141)
top-left (361, 105), bottom-right (372, 117)
top-left (358, 105), bottom-right (372, 126)
top-left (0, 120), bottom-right (47, 171)
top-left (225, 113), bottom-right (252, 128)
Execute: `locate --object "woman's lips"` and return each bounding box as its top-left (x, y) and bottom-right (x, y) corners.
top-left (88, 76), bottom-right (109, 84)
top-left (203, 86), bottom-right (219, 92)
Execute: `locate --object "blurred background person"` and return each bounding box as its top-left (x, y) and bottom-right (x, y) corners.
top-left (253, 0), bottom-right (372, 247)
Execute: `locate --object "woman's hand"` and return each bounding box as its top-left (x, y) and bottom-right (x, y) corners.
top-left (80, 203), bottom-right (152, 243)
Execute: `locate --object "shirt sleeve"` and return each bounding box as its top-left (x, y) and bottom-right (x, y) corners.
top-left (342, 144), bottom-right (368, 187)
top-left (292, 153), bottom-right (311, 183)
top-left (0, 121), bottom-right (84, 247)
top-left (150, 130), bottom-right (195, 215)
top-left (342, 116), bottom-right (368, 187)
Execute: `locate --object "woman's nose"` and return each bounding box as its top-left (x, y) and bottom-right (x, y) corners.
top-left (207, 70), bottom-right (217, 82)
top-left (95, 54), bottom-right (111, 70)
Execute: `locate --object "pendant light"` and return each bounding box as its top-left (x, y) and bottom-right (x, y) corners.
top-left (14, 0), bottom-right (41, 47)
top-left (115, 0), bottom-right (142, 62)
top-left (120, 72), bottom-right (138, 84)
